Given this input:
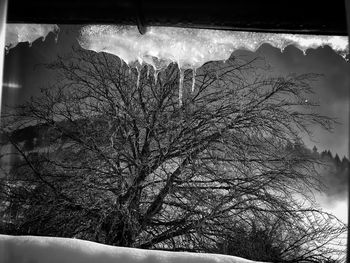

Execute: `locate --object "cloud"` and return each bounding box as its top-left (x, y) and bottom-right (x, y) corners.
top-left (316, 193), bottom-right (348, 224)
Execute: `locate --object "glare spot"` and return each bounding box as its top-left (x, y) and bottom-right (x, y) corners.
top-left (3, 81), bottom-right (21, 89)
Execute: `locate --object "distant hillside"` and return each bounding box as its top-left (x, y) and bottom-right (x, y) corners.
top-left (0, 116), bottom-right (108, 151)
top-left (1, 122), bottom-right (348, 199)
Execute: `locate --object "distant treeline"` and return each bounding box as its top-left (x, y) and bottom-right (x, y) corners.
top-left (316, 147), bottom-right (349, 198)
top-left (286, 141), bottom-right (349, 198)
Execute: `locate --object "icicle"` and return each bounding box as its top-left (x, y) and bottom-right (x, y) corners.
top-left (54, 26), bottom-right (60, 43)
top-left (136, 68), bottom-right (141, 88)
top-left (178, 68), bottom-right (185, 107)
top-left (191, 68), bottom-right (196, 93)
top-left (146, 65), bottom-right (150, 78)
top-left (135, 64), bottom-right (142, 88)
top-left (154, 70), bottom-right (159, 85)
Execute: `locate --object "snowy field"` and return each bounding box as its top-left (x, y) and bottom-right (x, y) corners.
top-left (0, 235), bottom-right (266, 263)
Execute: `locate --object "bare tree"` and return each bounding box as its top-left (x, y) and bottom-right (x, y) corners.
top-left (0, 47), bottom-right (346, 261)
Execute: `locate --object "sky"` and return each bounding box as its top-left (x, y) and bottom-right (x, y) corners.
top-left (233, 44), bottom-right (350, 159)
top-left (257, 44), bottom-right (349, 159)
top-left (1, 25), bottom-right (349, 222)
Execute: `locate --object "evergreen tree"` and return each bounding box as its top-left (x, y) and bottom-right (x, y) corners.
top-left (321, 150), bottom-right (328, 159)
top-left (334, 154), bottom-right (341, 168)
top-left (341, 156), bottom-right (349, 171)
top-left (327, 150), bottom-right (333, 159)
top-left (312, 145), bottom-right (319, 157)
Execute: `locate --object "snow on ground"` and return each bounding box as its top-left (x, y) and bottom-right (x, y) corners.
top-left (0, 234), bottom-right (267, 263)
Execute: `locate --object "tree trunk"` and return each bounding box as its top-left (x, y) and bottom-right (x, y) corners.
top-left (102, 196), bottom-right (142, 247)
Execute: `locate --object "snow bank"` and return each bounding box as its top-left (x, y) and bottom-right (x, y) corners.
top-left (78, 25), bottom-right (349, 71)
top-left (5, 24), bottom-right (59, 51)
top-left (0, 234), bottom-right (266, 263)
top-left (78, 25), bottom-right (349, 105)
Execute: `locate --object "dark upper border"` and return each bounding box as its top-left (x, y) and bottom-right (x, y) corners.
top-left (6, 0), bottom-right (348, 36)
